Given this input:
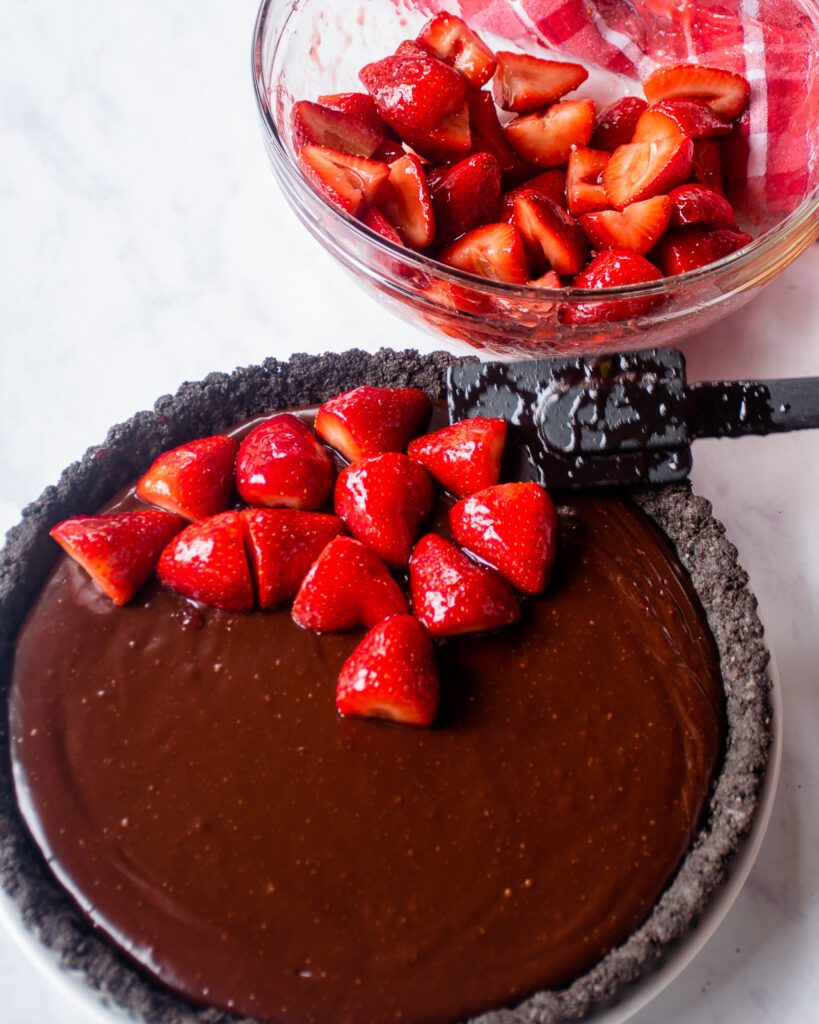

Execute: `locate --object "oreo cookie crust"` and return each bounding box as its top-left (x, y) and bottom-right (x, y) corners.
top-left (0, 349), bottom-right (772, 1024)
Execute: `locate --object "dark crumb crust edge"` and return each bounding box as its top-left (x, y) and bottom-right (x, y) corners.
top-left (0, 349), bottom-right (772, 1024)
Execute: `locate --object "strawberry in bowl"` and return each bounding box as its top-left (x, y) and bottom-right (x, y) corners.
top-left (289, 14), bottom-right (755, 316)
top-left (254, 0), bottom-right (819, 355)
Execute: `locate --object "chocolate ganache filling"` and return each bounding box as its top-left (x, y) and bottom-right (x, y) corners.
top-left (9, 406), bottom-right (725, 1024)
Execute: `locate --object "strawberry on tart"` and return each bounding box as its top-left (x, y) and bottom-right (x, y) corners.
top-left (1, 349), bottom-right (771, 1024)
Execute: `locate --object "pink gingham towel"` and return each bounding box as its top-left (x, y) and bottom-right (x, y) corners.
top-left (404, 0), bottom-right (819, 219)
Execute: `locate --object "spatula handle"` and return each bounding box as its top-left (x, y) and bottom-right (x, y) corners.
top-left (687, 378), bottom-right (819, 439)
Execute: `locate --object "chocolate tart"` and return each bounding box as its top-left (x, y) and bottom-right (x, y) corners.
top-left (0, 350), bottom-right (772, 1024)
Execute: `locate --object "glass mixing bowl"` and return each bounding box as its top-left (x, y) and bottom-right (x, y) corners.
top-left (253, 0), bottom-right (819, 357)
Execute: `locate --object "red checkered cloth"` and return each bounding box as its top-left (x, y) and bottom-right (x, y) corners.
top-left (405, 0), bottom-right (818, 219)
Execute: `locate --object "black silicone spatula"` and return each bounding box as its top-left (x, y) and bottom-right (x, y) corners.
top-left (447, 348), bottom-right (819, 489)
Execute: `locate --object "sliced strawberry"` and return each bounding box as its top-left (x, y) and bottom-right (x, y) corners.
top-left (450, 482), bottom-right (558, 596)
top-left (580, 195), bottom-right (672, 256)
top-left (427, 152), bottom-right (501, 245)
top-left (335, 453), bottom-right (435, 569)
top-left (375, 153), bottom-right (436, 249)
top-left (157, 511), bottom-right (254, 613)
top-left (530, 270), bottom-right (563, 289)
top-left (395, 38), bottom-right (433, 59)
top-left (439, 222), bottom-right (530, 284)
top-left (493, 52), bottom-right (588, 112)
top-left (290, 101), bottom-right (385, 157)
top-left (643, 63), bottom-right (750, 119)
top-left (668, 183), bottom-right (737, 228)
top-left (602, 136), bottom-right (694, 210)
top-left (566, 147), bottom-right (610, 216)
top-left (468, 90), bottom-right (517, 173)
top-left (409, 534), bottom-right (521, 637)
top-left (407, 417), bottom-right (506, 497)
top-left (292, 536), bottom-right (407, 632)
top-left (372, 138), bottom-right (407, 164)
top-left (564, 249), bottom-right (663, 325)
top-left (657, 227), bottom-right (753, 275)
top-left (336, 615), bottom-right (439, 727)
top-left (590, 96), bottom-right (647, 151)
top-left (691, 138), bottom-right (727, 196)
top-left (632, 99), bottom-right (732, 143)
top-left (418, 13), bottom-right (497, 88)
top-left (501, 155), bottom-right (546, 191)
top-left (136, 435), bottom-right (238, 522)
top-left (51, 509), bottom-right (183, 606)
top-left (298, 145), bottom-right (390, 216)
top-left (317, 92), bottom-right (392, 141)
top-left (314, 386), bottom-right (432, 462)
top-left (513, 192), bottom-right (588, 276)
top-left (499, 170), bottom-right (567, 221)
top-left (361, 206), bottom-right (403, 244)
top-left (403, 103), bottom-right (472, 163)
top-left (240, 509), bottom-right (345, 610)
top-left (359, 55), bottom-right (467, 136)
top-left (236, 414), bottom-right (334, 510)
top-left (505, 99), bottom-right (595, 168)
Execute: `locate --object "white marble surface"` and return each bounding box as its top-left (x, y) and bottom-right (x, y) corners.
top-left (1, 2), bottom-right (818, 1022)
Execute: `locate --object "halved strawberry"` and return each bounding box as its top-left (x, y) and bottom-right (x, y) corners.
top-left (505, 99), bottom-right (595, 168)
top-left (590, 96), bottom-right (647, 151)
top-left (657, 227), bottom-right (753, 275)
top-left (240, 509), bottom-right (345, 610)
top-left (395, 38), bottom-right (433, 59)
top-left (361, 206), bottom-right (403, 244)
top-left (375, 153), bottom-right (436, 249)
top-left (499, 170), bottom-right (567, 221)
top-left (314, 386), bottom-right (432, 462)
top-left (580, 195), bottom-right (672, 256)
top-left (317, 92), bottom-right (392, 141)
top-left (468, 90), bottom-right (517, 174)
top-left (336, 615), bottom-right (439, 727)
top-left (439, 222), bottom-right (530, 284)
top-left (335, 453), bottom-right (435, 569)
top-left (632, 99), bottom-right (732, 143)
top-left (643, 63), bottom-right (750, 119)
top-left (298, 145), bottom-right (390, 216)
top-left (236, 414), bottom-right (334, 510)
top-left (407, 417), bottom-right (506, 497)
top-left (668, 184), bottom-right (737, 228)
top-left (409, 534), bottom-right (521, 637)
top-left (290, 101), bottom-right (385, 157)
top-left (418, 13), bottom-right (497, 88)
top-left (136, 435), bottom-right (238, 522)
top-left (359, 54), bottom-right (467, 136)
top-left (157, 511), bottom-right (254, 613)
top-left (492, 52), bottom-right (588, 112)
top-left (566, 147), bottom-right (610, 216)
top-left (513, 192), bottom-right (588, 276)
top-left (450, 482), bottom-right (558, 596)
top-left (602, 135), bottom-right (694, 210)
top-left (427, 152), bottom-right (501, 244)
top-left (403, 103), bottom-right (472, 163)
top-left (563, 249), bottom-right (663, 325)
top-left (691, 138), bottom-right (727, 196)
top-left (530, 270), bottom-right (563, 289)
top-left (292, 536), bottom-right (407, 632)
top-left (51, 509), bottom-right (184, 606)
top-left (372, 138), bottom-right (407, 164)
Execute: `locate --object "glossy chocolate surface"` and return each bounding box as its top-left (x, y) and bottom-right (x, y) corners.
top-left (9, 411), bottom-right (725, 1024)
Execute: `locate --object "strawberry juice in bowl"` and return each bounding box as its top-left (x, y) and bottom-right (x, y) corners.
top-left (252, 0), bottom-right (819, 356)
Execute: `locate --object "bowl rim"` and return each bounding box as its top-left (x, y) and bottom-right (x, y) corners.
top-left (251, 0), bottom-right (819, 301)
